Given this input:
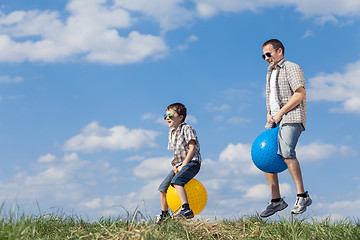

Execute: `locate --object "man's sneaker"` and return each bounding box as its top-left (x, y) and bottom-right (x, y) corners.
top-left (291, 192), bottom-right (312, 215)
top-left (155, 212), bottom-right (170, 224)
top-left (173, 208), bottom-right (194, 219)
top-left (260, 198), bottom-right (288, 218)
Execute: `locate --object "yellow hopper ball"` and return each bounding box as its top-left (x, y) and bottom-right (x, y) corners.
top-left (166, 178), bottom-right (207, 216)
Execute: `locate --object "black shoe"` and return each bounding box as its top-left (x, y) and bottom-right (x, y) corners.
top-left (173, 208), bottom-right (194, 219)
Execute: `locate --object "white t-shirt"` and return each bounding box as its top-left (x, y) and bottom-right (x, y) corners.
top-left (269, 69), bottom-right (280, 116)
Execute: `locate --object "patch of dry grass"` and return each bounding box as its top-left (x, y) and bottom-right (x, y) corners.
top-left (1, 207), bottom-right (359, 240)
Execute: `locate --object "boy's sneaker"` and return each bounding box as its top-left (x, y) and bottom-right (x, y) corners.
top-left (173, 208), bottom-right (194, 219)
top-left (155, 212), bottom-right (170, 224)
top-left (291, 191), bottom-right (312, 215)
top-left (260, 198), bottom-right (288, 218)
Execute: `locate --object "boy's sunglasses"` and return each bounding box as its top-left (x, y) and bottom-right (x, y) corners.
top-left (262, 52), bottom-right (272, 60)
top-left (164, 113), bottom-right (174, 120)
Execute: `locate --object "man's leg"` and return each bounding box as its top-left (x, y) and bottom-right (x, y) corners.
top-left (260, 172), bottom-right (288, 218)
top-left (284, 158), bottom-right (312, 214)
top-left (264, 172), bottom-right (281, 199)
top-left (284, 158), bottom-right (304, 194)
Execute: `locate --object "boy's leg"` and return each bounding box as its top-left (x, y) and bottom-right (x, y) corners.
top-left (160, 191), bottom-right (169, 211)
top-left (156, 170), bottom-right (175, 223)
top-left (174, 185), bottom-right (188, 205)
top-left (171, 161), bottom-right (200, 219)
top-left (171, 161), bottom-right (200, 203)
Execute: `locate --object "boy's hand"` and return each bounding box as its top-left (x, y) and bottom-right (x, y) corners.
top-left (177, 165), bottom-right (183, 172)
top-left (173, 163), bottom-right (184, 174)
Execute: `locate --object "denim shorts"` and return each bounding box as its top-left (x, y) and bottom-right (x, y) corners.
top-left (277, 123), bottom-right (304, 159)
top-left (158, 161), bottom-right (200, 193)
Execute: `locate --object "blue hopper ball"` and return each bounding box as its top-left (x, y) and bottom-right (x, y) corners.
top-left (251, 125), bottom-right (287, 173)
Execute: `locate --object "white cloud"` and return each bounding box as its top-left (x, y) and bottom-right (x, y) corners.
top-left (125, 155), bottom-right (146, 162)
top-left (25, 153), bottom-right (85, 186)
top-left (141, 113), bottom-right (156, 121)
top-left (7, 95), bottom-right (25, 100)
top-left (294, 0), bottom-right (360, 17)
top-left (0, 153), bottom-right (112, 204)
top-left (176, 35), bottom-right (198, 51)
top-left (186, 114), bottom-right (198, 125)
top-left (302, 30), bottom-right (313, 38)
top-left (339, 145), bottom-right (358, 156)
top-left (244, 184), bottom-right (269, 199)
top-left (244, 183), bottom-right (293, 200)
top-left (205, 103), bottom-right (231, 112)
top-left (196, 3), bottom-right (217, 18)
top-left (219, 142), bottom-right (260, 175)
top-left (297, 142), bottom-right (338, 162)
top-left (63, 121), bottom-right (160, 152)
top-left (227, 117), bottom-right (251, 125)
top-left (133, 156), bottom-right (171, 179)
top-left (114, 0), bottom-right (194, 31)
top-left (219, 143), bottom-right (250, 163)
top-left (314, 15), bottom-right (339, 25)
top-left (295, 141), bottom-right (357, 162)
top-left (78, 178), bottom-right (161, 217)
top-left (37, 153), bottom-right (57, 163)
top-left (0, 75), bottom-right (23, 83)
top-left (79, 198), bottom-right (102, 209)
top-left (308, 60), bottom-right (360, 114)
top-left (0, 0), bottom-right (168, 64)
top-left (1, 0), bottom-right (359, 64)
top-left (194, 0), bottom-right (360, 20)
top-left (315, 200), bottom-right (360, 219)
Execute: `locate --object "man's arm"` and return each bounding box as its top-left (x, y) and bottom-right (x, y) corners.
top-left (271, 86), bottom-right (306, 124)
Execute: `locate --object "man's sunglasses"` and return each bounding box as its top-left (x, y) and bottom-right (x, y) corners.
top-left (262, 52), bottom-right (272, 60)
top-left (164, 113), bottom-right (174, 120)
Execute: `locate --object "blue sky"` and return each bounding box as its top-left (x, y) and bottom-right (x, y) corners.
top-left (0, 0), bottom-right (360, 221)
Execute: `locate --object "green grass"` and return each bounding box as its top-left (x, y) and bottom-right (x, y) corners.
top-left (1, 208), bottom-right (360, 240)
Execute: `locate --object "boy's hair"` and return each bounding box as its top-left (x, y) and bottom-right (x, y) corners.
top-left (167, 103), bottom-right (187, 122)
top-left (262, 39), bottom-right (285, 55)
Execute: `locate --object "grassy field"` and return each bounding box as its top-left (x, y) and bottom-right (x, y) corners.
top-left (1, 208), bottom-right (360, 240)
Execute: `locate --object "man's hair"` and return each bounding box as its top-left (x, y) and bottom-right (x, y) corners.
top-left (167, 103), bottom-right (187, 122)
top-left (262, 39), bottom-right (285, 55)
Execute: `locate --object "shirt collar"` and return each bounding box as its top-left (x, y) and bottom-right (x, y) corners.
top-left (171, 122), bottom-right (186, 133)
top-left (268, 58), bottom-right (286, 71)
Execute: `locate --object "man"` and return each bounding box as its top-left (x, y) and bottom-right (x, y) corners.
top-left (260, 39), bottom-right (312, 218)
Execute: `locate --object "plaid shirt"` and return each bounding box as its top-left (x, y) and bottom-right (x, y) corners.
top-left (168, 122), bottom-right (201, 166)
top-left (266, 58), bottom-right (307, 129)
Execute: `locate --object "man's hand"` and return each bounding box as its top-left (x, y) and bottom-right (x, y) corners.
top-left (272, 112), bottom-right (283, 124)
top-left (265, 113), bottom-right (275, 129)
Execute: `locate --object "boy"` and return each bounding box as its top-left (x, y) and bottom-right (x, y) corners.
top-left (156, 103), bottom-right (201, 224)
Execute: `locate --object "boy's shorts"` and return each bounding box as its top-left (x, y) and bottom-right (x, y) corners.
top-left (277, 123), bottom-right (304, 159)
top-left (158, 161), bottom-right (200, 193)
